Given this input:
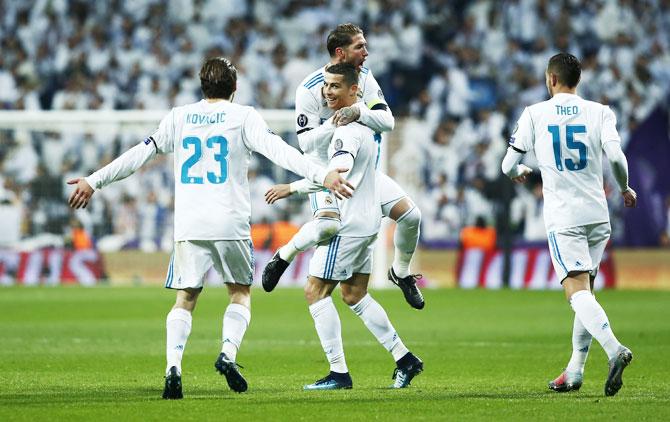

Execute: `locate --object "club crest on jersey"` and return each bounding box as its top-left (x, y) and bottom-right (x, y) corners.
top-left (297, 114), bottom-right (308, 127)
top-left (325, 196), bottom-right (333, 205)
top-left (334, 138), bottom-right (343, 151)
top-left (144, 136), bottom-right (154, 145)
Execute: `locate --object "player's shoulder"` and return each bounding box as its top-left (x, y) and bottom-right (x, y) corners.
top-left (299, 67), bottom-right (326, 91)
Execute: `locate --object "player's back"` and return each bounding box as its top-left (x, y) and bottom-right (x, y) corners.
top-left (166, 100), bottom-right (257, 241)
top-left (328, 122), bottom-right (381, 237)
top-left (521, 93), bottom-right (619, 231)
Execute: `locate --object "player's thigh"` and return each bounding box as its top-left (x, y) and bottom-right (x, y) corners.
top-left (547, 226), bottom-right (593, 283)
top-left (586, 222), bottom-right (611, 273)
top-left (210, 239), bottom-right (254, 286)
top-left (309, 235), bottom-right (376, 281)
top-left (377, 171), bottom-right (409, 217)
top-left (308, 190), bottom-right (340, 218)
top-left (165, 240), bottom-right (215, 290)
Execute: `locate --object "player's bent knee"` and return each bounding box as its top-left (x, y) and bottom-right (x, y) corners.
top-left (315, 218), bottom-right (341, 242)
top-left (397, 205), bottom-right (421, 228)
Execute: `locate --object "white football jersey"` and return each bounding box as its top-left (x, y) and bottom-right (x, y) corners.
top-left (328, 123), bottom-right (381, 237)
top-left (87, 99), bottom-right (328, 241)
top-left (295, 65), bottom-right (387, 164)
top-left (509, 93), bottom-right (621, 231)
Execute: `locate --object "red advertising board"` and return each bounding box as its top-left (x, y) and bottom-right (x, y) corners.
top-left (456, 246), bottom-right (615, 290)
top-left (0, 249), bottom-right (106, 286)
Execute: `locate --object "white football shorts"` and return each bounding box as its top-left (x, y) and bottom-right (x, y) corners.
top-left (378, 171), bottom-right (408, 216)
top-left (309, 234), bottom-right (378, 281)
top-left (164, 240), bottom-right (254, 289)
top-left (547, 222), bottom-right (611, 282)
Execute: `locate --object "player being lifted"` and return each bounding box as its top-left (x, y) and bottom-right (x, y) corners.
top-left (301, 63), bottom-right (423, 390)
top-left (262, 23), bottom-right (424, 310)
top-left (67, 57), bottom-right (353, 399)
top-left (502, 53), bottom-right (636, 397)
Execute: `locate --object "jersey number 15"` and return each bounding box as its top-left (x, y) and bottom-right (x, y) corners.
top-left (181, 136), bottom-right (229, 184)
top-left (547, 125), bottom-right (587, 171)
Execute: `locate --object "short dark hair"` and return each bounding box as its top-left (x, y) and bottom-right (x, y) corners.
top-left (199, 57), bottom-right (237, 99)
top-left (326, 63), bottom-right (358, 87)
top-left (547, 53), bottom-right (581, 88)
top-left (326, 23), bottom-right (363, 57)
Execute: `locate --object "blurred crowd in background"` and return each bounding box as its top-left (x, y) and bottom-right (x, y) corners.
top-left (1, 0), bottom-right (670, 252)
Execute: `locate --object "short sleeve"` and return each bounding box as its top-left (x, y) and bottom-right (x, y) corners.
top-left (147, 109), bottom-right (175, 154)
top-left (509, 107), bottom-right (534, 153)
top-left (601, 106), bottom-right (622, 146)
top-left (295, 85), bottom-right (322, 133)
top-left (329, 126), bottom-right (361, 160)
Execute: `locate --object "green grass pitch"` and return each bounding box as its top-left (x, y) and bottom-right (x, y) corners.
top-left (1, 286), bottom-right (669, 421)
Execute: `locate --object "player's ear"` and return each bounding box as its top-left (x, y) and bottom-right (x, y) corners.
top-left (551, 73), bottom-right (558, 87)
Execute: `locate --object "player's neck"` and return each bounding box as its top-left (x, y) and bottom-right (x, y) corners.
top-left (204, 98), bottom-right (230, 103)
top-left (552, 86), bottom-right (577, 96)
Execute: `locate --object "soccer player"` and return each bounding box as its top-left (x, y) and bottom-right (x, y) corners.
top-left (301, 63), bottom-right (423, 390)
top-left (67, 57), bottom-right (353, 399)
top-left (262, 23), bottom-right (424, 310)
top-left (501, 53), bottom-right (636, 397)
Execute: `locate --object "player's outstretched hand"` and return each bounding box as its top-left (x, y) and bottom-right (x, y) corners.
top-left (512, 164), bottom-right (533, 184)
top-left (324, 168), bottom-right (354, 199)
top-left (67, 178), bottom-right (94, 209)
top-left (332, 106), bottom-right (360, 126)
top-left (622, 187), bottom-right (637, 208)
top-left (265, 184), bottom-right (291, 204)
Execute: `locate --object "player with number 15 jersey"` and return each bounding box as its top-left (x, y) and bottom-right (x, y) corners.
top-left (502, 53), bottom-right (636, 398)
top-left (508, 89), bottom-right (620, 232)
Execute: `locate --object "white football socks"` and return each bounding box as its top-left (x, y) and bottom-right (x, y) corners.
top-left (391, 206), bottom-right (421, 278)
top-left (279, 217), bottom-right (341, 262)
top-left (566, 313), bottom-right (592, 374)
top-left (309, 297), bottom-right (348, 374)
top-left (569, 290), bottom-right (621, 360)
top-left (221, 303), bottom-right (251, 362)
top-left (166, 307), bottom-right (192, 375)
top-left (349, 294), bottom-right (409, 362)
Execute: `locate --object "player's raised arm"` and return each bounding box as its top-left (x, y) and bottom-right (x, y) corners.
top-left (67, 110), bottom-right (174, 209)
top-left (242, 108), bottom-right (353, 198)
top-left (67, 137), bottom-right (159, 209)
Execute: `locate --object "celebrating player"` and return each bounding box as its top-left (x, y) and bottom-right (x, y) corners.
top-left (262, 23), bottom-right (424, 310)
top-left (301, 63), bottom-right (423, 390)
top-left (502, 53), bottom-right (636, 396)
top-left (67, 57), bottom-right (353, 399)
